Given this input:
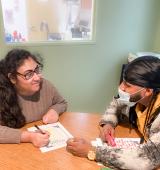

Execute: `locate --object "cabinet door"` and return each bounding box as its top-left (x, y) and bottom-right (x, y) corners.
top-left (26, 0), bottom-right (59, 41)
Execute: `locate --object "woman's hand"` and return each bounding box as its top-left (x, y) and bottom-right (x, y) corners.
top-left (21, 131), bottom-right (50, 147)
top-left (42, 109), bottom-right (59, 124)
top-left (66, 138), bottom-right (92, 157)
top-left (30, 131), bottom-right (50, 147)
top-left (99, 124), bottom-right (115, 146)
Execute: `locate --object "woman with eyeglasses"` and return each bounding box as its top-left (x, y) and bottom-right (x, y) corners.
top-left (0, 49), bottom-right (67, 147)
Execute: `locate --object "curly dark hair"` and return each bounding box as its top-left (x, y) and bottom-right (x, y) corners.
top-left (4, 48), bottom-right (43, 79)
top-left (0, 60), bottom-right (26, 128)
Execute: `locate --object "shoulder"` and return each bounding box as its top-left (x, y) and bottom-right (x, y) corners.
top-left (40, 78), bottom-right (57, 94)
top-left (41, 78), bottom-right (55, 89)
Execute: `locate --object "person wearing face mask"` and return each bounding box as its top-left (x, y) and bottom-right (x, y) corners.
top-left (66, 56), bottom-right (160, 170)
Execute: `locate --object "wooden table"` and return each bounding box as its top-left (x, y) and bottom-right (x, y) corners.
top-left (0, 112), bottom-right (141, 170)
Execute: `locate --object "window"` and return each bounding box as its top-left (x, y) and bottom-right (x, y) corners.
top-left (1, 0), bottom-right (95, 43)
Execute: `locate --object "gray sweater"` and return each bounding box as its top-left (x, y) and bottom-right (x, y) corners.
top-left (0, 79), bottom-right (67, 144)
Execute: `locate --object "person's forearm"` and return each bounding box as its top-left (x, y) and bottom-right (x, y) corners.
top-left (21, 130), bottom-right (50, 147)
top-left (95, 141), bottom-right (156, 170)
top-left (0, 125), bottom-right (21, 143)
top-left (51, 86), bottom-right (68, 114)
top-left (20, 131), bottom-right (33, 143)
top-left (100, 98), bottom-right (119, 127)
top-left (50, 101), bottom-right (67, 115)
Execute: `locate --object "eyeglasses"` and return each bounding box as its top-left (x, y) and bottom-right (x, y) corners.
top-left (16, 65), bottom-right (42, 80)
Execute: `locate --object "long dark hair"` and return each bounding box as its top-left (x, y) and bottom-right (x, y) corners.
top-left (123, 56), bottom-right (160, 136)
top-left (4, 48), bottom-right (43, 79)
top-left (0, 60), bottom-right (26, 128)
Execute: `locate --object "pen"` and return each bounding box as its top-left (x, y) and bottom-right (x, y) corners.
top-left (34, 125), bottom-right (45, 134)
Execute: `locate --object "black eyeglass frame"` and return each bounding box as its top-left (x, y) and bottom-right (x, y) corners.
top-left (16, 65), bottom-right (43, 80)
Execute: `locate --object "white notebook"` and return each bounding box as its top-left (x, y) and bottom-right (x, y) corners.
top-left (91, 137), bottom-right (140, 149)
top-left (28, 122), bottom-right (73, 153)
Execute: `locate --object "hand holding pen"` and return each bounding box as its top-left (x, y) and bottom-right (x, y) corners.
top-left (30, 125), bottom-right (50, 147)
top-left (105, 132), bottom-right (116, 147)
top-left (100, 124), bottom-right (116, 147)
top-left (34, 125), bottom-right (46, 134)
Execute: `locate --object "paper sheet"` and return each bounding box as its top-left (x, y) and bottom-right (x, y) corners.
top-left (28, 122), bottom-right (73, 152)
top-left (91, 138), bottom-right (140, 149)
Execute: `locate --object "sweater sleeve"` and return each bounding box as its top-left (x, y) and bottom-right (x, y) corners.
top-left (99, 98), bottom-right (119, 127)
top-left (95, 132), bottom-right (160, 170)
top-left (44, 80), bottom-right (67, 114)
top-left (0, 125), bottom-right (22, 143)
top-left (49, 85), bottom-right (68, 114)
top-left (99, 97), bottom-right (130, 128)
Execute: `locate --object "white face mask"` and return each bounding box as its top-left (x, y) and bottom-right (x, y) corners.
top-left (118, 88), bottom-right (144, 107)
